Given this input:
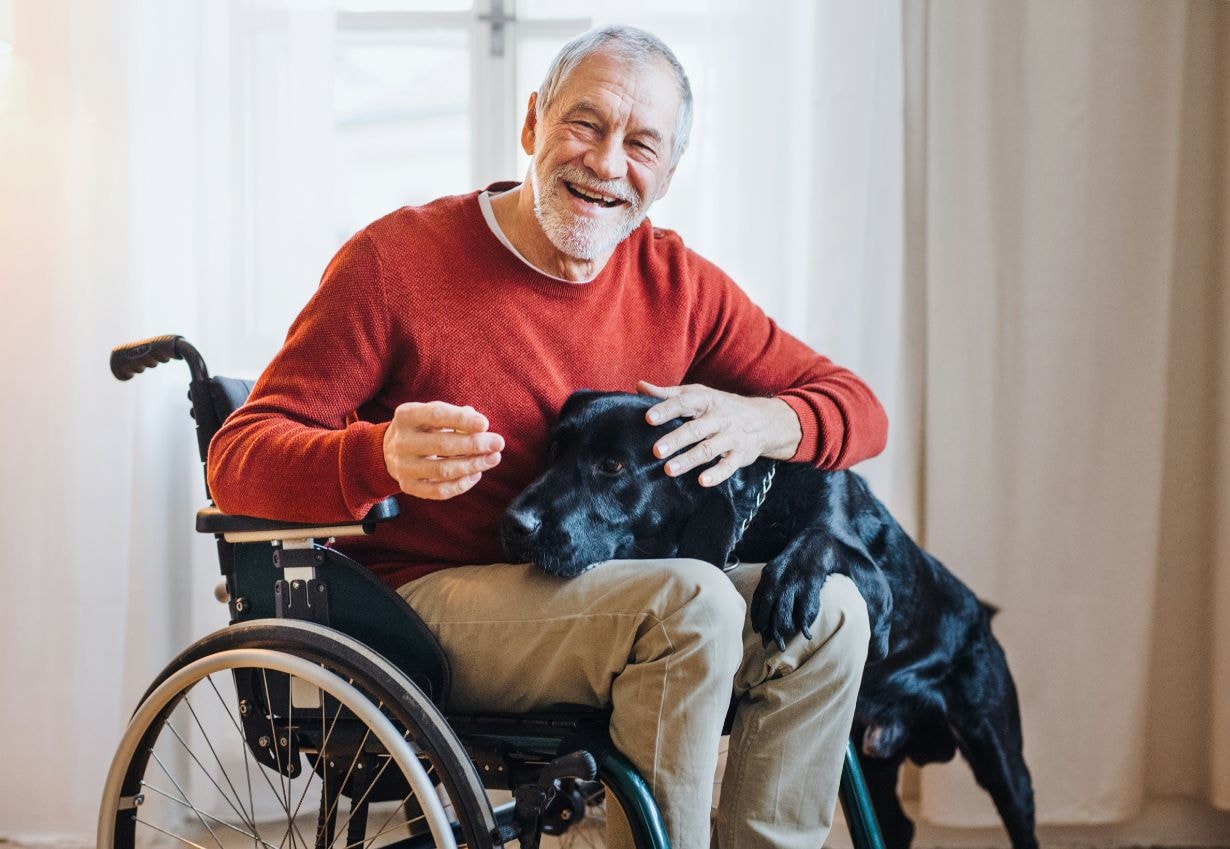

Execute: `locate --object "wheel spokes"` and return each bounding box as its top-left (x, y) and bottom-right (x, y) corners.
top-left (110, 650), bottom-right (470, 849)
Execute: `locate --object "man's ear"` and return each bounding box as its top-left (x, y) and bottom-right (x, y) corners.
top-left (677, 481), bottom-right (739, 568)
top-left (521, 92), bottom-right (539, 156)
top-left (655, 161), bottom-right (679, 201)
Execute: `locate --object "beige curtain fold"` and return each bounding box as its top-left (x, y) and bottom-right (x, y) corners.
top-left (910, 0), bottom-right (1230, 826)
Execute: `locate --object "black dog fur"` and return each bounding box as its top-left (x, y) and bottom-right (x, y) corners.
top-left (501, 391), bottom-right (1038, 849)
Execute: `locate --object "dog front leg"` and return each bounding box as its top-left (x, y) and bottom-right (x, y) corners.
top-left (750, 529), bottom-right (891, 656)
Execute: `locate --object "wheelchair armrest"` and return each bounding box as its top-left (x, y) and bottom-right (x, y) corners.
top-left (196, 496), bottom-right (400, 543)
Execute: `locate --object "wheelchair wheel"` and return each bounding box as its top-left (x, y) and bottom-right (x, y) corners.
top-left (99, 620), bottom-right (497, 849)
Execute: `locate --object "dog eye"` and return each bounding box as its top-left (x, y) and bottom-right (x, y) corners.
top-left (598, 458), bottom-right (625, 475)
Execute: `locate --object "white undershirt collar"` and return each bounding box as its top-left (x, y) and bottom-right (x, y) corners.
top-left (478, 189), bottom-right (596, 284)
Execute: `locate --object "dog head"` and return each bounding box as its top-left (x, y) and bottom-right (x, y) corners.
top-left (501, 390), bottom-right (750, 576)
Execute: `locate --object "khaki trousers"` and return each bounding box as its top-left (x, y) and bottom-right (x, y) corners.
top-left (398, 559), bottom-right (869, 849)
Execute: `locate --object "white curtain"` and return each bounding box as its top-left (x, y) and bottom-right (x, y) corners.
top-left (911, 0), bottom-right (1230, 829)
top-left (0, 0), bottom-right (336, 840)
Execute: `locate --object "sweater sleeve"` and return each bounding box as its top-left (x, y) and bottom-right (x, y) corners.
top-left (682, 255), bottom-right (888, 470)
top-left (206, 232), bottom-right (402, 521)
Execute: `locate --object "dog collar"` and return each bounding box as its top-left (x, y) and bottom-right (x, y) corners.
top-left (723, 463), bottom-right (777, 572)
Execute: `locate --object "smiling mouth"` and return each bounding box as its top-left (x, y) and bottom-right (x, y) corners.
top-left (564, 181), bottom-right (625, 208)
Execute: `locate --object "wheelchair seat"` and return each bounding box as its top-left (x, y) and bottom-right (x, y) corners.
top-left (99, 334), bottom-right (885, 849)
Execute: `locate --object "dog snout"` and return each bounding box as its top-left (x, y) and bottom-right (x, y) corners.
top-left (502, 506), bottom-right (542, 540)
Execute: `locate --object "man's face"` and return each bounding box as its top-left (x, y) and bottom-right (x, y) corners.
top-left (525, 52), bottom-right (681, 262)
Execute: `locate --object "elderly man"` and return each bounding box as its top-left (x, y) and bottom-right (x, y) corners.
top-left (209, 24), bottom-right (886, 849)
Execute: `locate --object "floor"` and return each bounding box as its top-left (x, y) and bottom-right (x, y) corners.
top-left (10, 796), bottom-right (1230, 848)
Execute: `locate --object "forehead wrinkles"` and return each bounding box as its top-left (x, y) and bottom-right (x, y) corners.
top-left (551, 59), bottom-right (677, 140)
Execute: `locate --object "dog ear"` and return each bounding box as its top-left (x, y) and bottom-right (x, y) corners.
top-left (677, 482), bottom-right (740, 568)
top-left (558, 390), bottom-right (606, 422)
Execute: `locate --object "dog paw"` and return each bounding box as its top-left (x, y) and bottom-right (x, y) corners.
top-left (750, 560), bottom-right (824, 652)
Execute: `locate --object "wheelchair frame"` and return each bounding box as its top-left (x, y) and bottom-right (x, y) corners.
top-left (99, 334), bottom-right (885, 849)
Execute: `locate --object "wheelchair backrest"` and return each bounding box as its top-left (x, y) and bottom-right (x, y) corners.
top-left (111, 335), bottom-right (451, 705)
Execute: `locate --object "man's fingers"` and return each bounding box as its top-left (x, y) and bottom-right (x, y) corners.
top-left (653, 417), bottom-right (721, 459)
top-left (697, 455), bottom-right (740, 488)
top-left (413, 429), bottom-right (505, 458)
top-left (384, 400), bottom-right (503, 501)
top-left (664, 437), bottom-right (731, 478)
top-left (394, 452), bottom-right (501, 487)
top-left (646, 395), bottom-right (709, 425)
top-left (639, 382), bottom-right (709, 425)
top-left (405, 472), bottom-right (484, 501)
top-left (425, 452), bottom-right (502, 481)
top-left (395, 400), bottom-right (490, 434)
top-left (636, 380), bottom-right (679, 400)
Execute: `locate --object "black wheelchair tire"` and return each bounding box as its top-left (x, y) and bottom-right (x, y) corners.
top-left (98, 619), bottom-right (497, 849)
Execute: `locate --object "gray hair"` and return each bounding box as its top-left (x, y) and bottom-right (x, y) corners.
top-left (536, 25), bottom-right (693, 167)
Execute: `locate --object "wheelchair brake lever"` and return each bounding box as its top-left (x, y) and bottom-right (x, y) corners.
top-left (538, 750), bottom-right (598, 786)
top-left (505, 750), bottom-right (599, 849)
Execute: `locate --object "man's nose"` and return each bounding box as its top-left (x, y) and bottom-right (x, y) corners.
top-left (582, 136), bottom-right (627, 182)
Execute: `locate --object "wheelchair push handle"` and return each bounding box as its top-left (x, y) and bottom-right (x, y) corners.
top-left (110, 335), bottom-right (209, 384)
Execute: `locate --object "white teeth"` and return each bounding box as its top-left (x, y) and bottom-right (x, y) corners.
top-left (567, 182), bottom-right (619, 205)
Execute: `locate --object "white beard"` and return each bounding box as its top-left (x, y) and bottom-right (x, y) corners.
top-left (530, 163), bottom-right (649, 261)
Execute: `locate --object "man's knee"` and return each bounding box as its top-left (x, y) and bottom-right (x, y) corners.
top-left (659, 558), bottom-right (746, 625)
top-left (631, 558), bottom-right (746, 671)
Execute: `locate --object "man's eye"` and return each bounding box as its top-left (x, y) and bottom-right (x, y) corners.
top-left (598, 458), bottom-right (625, 475)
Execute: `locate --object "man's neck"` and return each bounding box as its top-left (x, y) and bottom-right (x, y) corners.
top-left (489, 183), bottom-right (613, 282)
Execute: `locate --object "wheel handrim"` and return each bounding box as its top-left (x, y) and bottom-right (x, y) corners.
top-left (98, 648), bottom-right (458, 849)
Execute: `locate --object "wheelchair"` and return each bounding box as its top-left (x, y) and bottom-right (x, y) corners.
top-left (98, 335), bottom-right (887, 849)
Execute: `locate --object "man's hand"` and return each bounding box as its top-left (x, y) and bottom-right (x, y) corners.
top-left (383, 401), bottom-right (504, 500)
top-left (638, 381), bottom-right (802, 487)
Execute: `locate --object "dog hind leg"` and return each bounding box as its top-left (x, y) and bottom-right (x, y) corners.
top-left (948, 641), bottom-right (1038, 849)
top-left (857, 750), bottom-right (915, 849)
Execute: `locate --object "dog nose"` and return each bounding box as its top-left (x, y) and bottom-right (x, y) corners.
top-left (503, 508), bottom-right (542, 539)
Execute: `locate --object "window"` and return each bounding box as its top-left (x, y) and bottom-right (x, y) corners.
top-left (333, 0), bottom-right (591, 240)
top-left (330, 1), bottom-right (716, 241)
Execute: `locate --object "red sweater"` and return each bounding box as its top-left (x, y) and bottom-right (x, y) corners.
top-left (207, 188), bottom-right (888, 588)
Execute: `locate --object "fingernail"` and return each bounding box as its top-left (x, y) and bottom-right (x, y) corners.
top-left (484, 453), bottom-right (500, 467)
top-left (666, 461), bottom-right (679, 475)
top-left (699, 473), bottom-right (713, 486)
top-left (654, 442), bottom-right (668, 457)
top-left (647, 412), bottom-right (661, 424)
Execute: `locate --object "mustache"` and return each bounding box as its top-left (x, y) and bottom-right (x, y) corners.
top-left (553, 165), bottom-right (642, 207)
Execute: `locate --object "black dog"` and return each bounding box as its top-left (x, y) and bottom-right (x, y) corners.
top-left (501, 391), bottom-right (1037, 849)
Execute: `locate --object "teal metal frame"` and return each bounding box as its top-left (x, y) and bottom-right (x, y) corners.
top-left (840, 739), bottom-right (887, 849)
top-left (596, 739), bottom-right (884, 849)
